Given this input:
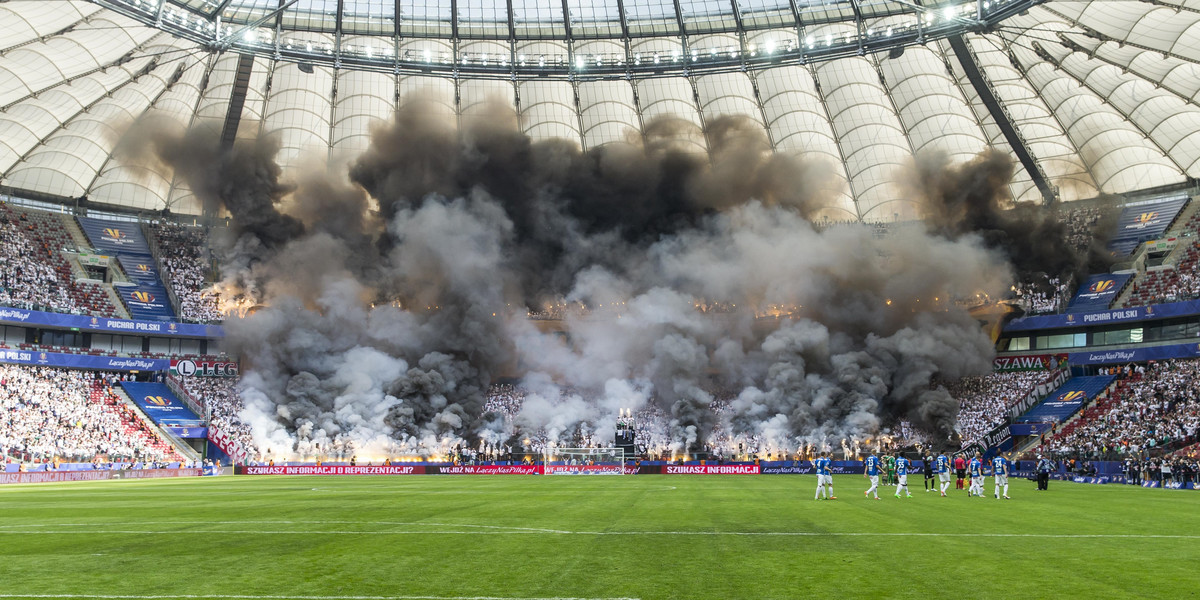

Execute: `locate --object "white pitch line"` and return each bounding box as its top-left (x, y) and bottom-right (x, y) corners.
top-left (0, 520), bottom-right (576, 535)
top-left (0, 528), bottom-right (1194, 539)
top-left (0, 595), bottom-right (639, 600)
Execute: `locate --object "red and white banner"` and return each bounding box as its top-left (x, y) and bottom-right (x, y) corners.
top-left (242, 465), bottom-right (425, 475)
top-left (0, 468), bottom-right (201, 485)
top-left (664, 464), bottom-right (761, 475)
top-left (208, 423), bottom-right (248, 465)
top-left (544, 464), bottom-right (632, 475)
top-left (436, 465), bottom-right (542, 475)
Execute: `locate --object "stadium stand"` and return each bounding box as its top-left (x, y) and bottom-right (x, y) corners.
top-left (1017, 374), bottom-right (1117, 424)
top-left (1123, 241), bottom-right (1200, 307)
top-left (1039, 361), bottom-right (1200, 460)
top-left (176, 376), bottom-right (258, 459)
top-left (946, 372), bottom-right (1043, 446)
top-left (148, 222), bottom-right (223, 323)
top-left (0, 205), bottom-right (120, 317)
top-left (1106, 197), bottom-right (1189, 257)
top-left (0, 365), bottom-right (182, 464)
top-left (77, 217), bottom-right (176, 321)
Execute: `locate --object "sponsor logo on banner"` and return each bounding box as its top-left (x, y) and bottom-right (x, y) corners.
top-left (544, 465), bottom-right (633, 475)
top-left (664, 465), bottom-right (760, 474)
top-left (1124, 211), bottom-right (1161, 230)
top-left (103, 227), bottom-right (126, 240)
top-left (438, 465), bottom-right (542, 475)
top-left (146, 395), bottom-right (171, 407)
top-left (761, 465), bottom-right (814, 474)
top-left (992, 354), bottom-right (1066, 372)
top-left (0, 304), bottom-right (220, 337)
top-left (1089, 279), bottom-right (1116, 294)
top-left (132, 291), bottom-right (155, 303)
top-left (0, 309), bottom-right (32, 321)
top-left (137, 264), bottom-right (151, 273)
top-left (1045, 390), bottom-right (1087, 407)
top-left (243, 466), bottom-right (423, 475)
top-left (170, 359), bottom-right (239, 377)
top-left (1, 469), bottom-right (200, 485)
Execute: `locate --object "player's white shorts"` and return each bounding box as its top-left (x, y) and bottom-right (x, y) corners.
top-left (869, 475), bottom-right (879, 486)
top-left (939, 472), bottom-right (951, 483)
top-left (995, 474), bottom-right (1008, 486)
top-left (816, 474), bottom-right (827, 485)
top-left (972, 476), bottom-right (984, 487)
top-left (897, 474), bottom-right (908, 486)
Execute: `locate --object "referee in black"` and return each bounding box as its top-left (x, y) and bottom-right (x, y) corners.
top-left (924, 451), bottom-right (937, 492)
top-left (1037, 454), bottom-right (1053, 490)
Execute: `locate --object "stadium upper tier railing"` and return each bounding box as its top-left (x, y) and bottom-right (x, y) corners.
top-left (90, 0), bottom-right (1037, 80)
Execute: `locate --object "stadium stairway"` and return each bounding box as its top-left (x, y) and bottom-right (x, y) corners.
top-left (110, 384), bottom-right (199, 462)
top-left (103, 284), bottom-right (131, 319)
top-left (1015, 374), bottom-right (1118, 426)
top-left (59, 213), bottom-right (92, 251)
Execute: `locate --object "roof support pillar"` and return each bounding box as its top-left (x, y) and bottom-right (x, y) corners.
top-left (947, 34), bottom-right (1056, 204)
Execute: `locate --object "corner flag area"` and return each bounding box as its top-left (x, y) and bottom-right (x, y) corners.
top-left (1, 475), bottom-right (1197, 599)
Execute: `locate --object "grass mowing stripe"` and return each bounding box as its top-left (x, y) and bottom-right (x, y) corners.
top-left (0, 595), bottom-right (641, 600)
top-left (0, 528), bottom-right (1197, 538)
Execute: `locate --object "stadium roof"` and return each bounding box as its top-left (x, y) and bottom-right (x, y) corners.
top-left (0, 0), bottom-right (1199, 220)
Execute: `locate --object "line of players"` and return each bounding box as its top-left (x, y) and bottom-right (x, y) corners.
top-left (812, 451), bottom-right (1011, 500)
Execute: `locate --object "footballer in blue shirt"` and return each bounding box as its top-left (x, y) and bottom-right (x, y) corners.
top-left (936, 452), bottom-right (951, 496)
top-left (991, 454), bottom-right (1011, 499)
top-left (893, 453), bottom-right (912, 498)
top-left (863, 453), bottom-right (881, 499)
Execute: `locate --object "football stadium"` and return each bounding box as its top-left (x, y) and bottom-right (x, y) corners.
top-left (1, 0), bottom-right (1200, 597)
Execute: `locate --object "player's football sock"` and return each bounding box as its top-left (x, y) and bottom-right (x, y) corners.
top-left (1003, 484), bottom-right (1009, 497)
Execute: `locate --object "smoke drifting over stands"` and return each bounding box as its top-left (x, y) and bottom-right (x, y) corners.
top-left (127, 100), bottom-right (1093, 459)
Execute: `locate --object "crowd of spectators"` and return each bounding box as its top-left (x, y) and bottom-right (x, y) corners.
top-left (1011, 276), bottom-right (1071, 315)
top-left (947, 371), bottom-right (1045, 446)
top-left (0, 217), bottom-right (81, 314)
top-left (0, 365), bottom-right (180, 464)
top-left (1123, 455), bottom-right (1199, 485)
top-left (1059, 205), bottom-right (1104, 253)
top-left (177, 376), bottom-right (257, 459)
top-left (1041, 360), bottom-right (1200, 460)
top-left (150, 222), bottom-right (223, 323)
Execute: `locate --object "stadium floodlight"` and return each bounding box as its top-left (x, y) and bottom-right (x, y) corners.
top-left (543, 448), bottom-right (626, 475)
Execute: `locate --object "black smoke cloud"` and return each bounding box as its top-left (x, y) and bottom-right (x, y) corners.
top-left (912, 148), bottom-right (1115, 282)
top-left (125, 101), bottom-right (1023, 457)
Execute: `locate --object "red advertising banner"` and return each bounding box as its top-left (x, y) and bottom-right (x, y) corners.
top-left (664, 465), bottom-right (761, 474)
top-left (993, 354), bottom-right (1067, 372)
top-left (0, 468), bottom-right (201, 485)
top-left (436, 465), bottom-right (542, 475)
top-left (242, 465), bottom-right (426, 475)
top-left (544, 465), bottom-right (632, 475)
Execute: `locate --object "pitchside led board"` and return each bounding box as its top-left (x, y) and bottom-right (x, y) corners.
top-left (1066, 273), bottom-right (1132, 313)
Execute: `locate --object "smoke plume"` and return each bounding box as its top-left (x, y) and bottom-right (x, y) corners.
top-left (124, 100), bottom-right (1035, 458)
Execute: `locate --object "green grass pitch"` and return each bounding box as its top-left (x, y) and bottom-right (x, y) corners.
top-left (1, 474), bottom-right (1198, 599)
